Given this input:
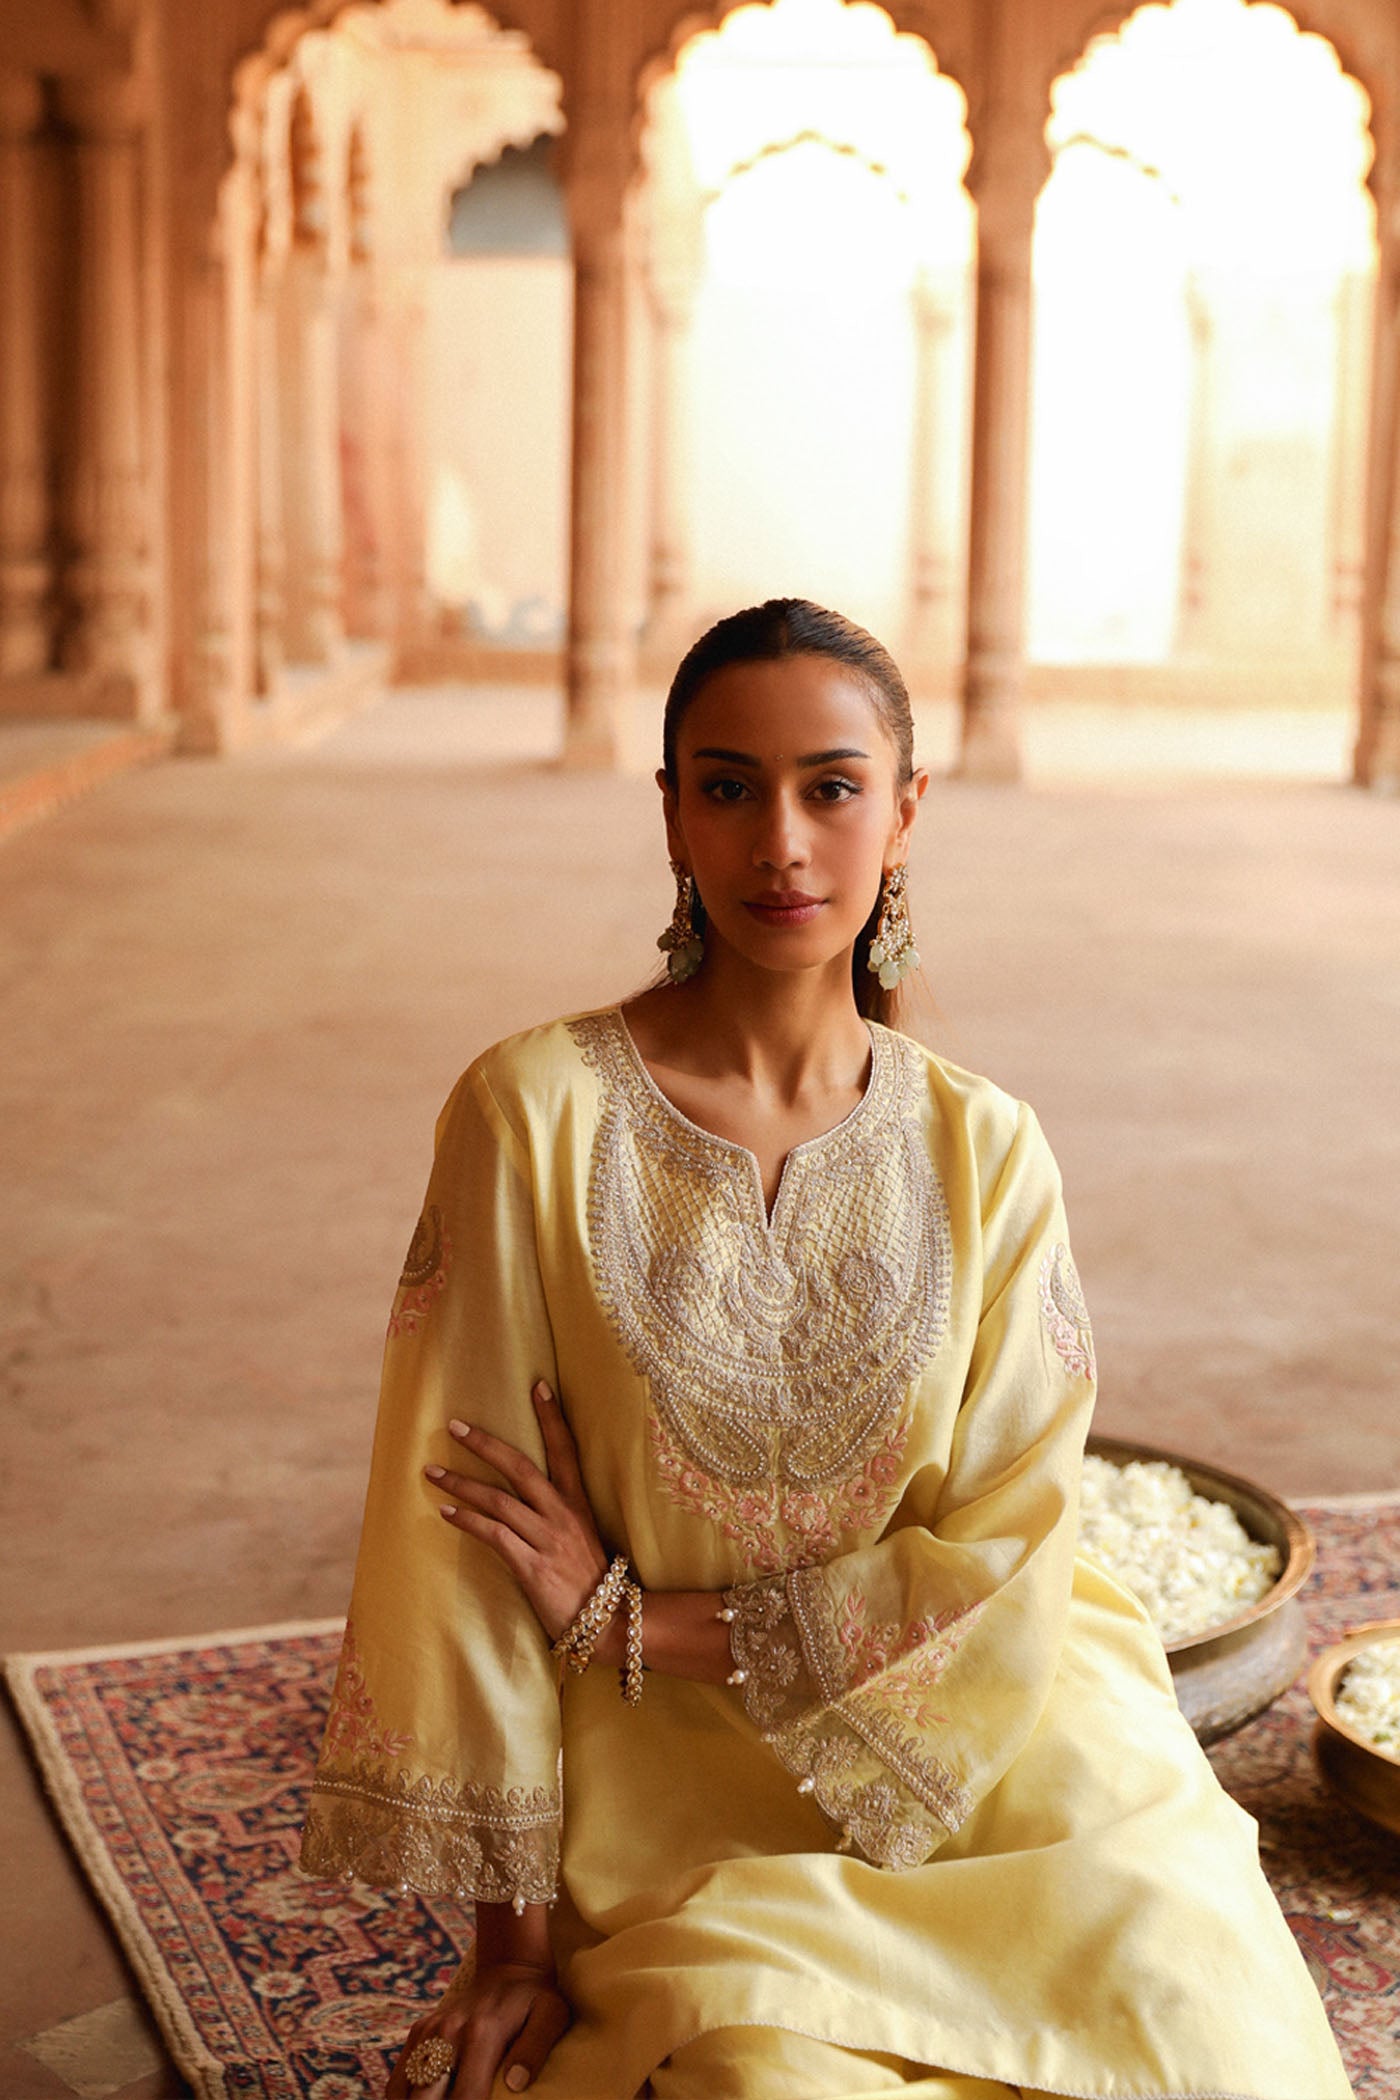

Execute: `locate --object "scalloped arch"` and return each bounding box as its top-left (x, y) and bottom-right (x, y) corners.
top-left (633, 0), bottom-right (973, 175)
top-left (1046, 0), bottom-right (1378, 166)
top-left (229, 0), bottom-right (561, 165)
top-left (226, 0), bottom-right (566, 269)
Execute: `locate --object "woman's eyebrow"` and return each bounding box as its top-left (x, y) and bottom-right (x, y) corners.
top-left (691, 746), bottom-right (871, 767)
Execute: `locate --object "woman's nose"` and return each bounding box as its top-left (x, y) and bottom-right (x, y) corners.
top-left (753, 794), bottom-right (809, 870)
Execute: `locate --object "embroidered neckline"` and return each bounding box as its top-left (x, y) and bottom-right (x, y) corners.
top-left (568, 1007), bottom-right (952, 1509)
top-left (611, 1004), bottom-right (884, 1235)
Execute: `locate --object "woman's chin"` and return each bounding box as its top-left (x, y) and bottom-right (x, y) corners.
top-left (706, 926), bottom-right (858, 980)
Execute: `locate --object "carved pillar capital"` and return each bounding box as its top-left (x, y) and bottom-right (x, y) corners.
top-left (963, 108), bottom-right (1049, 248)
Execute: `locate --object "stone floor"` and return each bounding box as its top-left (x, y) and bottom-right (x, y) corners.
top-left (2, 685), bottom-right (1397, 2098)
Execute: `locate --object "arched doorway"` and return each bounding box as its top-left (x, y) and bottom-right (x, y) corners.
top-left (224, 0), bottom-right (566, 735)
top-left (1031, 0), bottom-right (1376, 723)
top-left (635, 0), bottom-right (973, 687)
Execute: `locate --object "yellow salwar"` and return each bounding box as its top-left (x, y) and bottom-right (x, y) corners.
top-left (300, 1008), bottom-right (1352, 2100)
top-left (643, 2028), bottom-right (1019, 2098)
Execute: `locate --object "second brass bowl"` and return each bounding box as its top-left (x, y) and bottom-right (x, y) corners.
top-left (1307, 1618), bottom-right (1400, 1838)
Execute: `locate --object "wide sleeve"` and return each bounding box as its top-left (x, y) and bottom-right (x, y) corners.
top-left (298, 1059), bottom-right (563, 1904)
top-left (724, 1101), bottom-right (1098, 1872)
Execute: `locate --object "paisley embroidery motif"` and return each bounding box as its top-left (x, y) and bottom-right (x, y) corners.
top-left (1039, 1241), bottom-right (1095, 1381)
top-left (388, 1205), bottom-right (451, 1339)
top-left (399, 1203), bottom-right (445, 1287)
top-left (569, 1011), bottom-right (951, 1546)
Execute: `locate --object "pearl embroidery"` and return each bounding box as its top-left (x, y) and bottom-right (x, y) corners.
top-left (568, 1010), bottom-right (952, 1522)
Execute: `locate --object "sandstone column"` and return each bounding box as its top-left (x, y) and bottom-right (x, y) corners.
top-left (1356, 153), bottom-right (1400, 790)
top-left (255, 253), bottom-right (287, 692)
top-left (58, 71), bottom-right (150, 706)
top-left (339, 128), bottom-right (383, 642)
top-left (958, 120), bottom-right (1046, 782)
top-left (0, 71), bottom-right (53, 679)
top-left (221, 98), bottom-right (262, 720)
top-left (1328, 266), bottom-right (1370, 642)
top-left (279, 250), bottom-right (345, 662)
top-left (563, 122), bottom-right (634, 768)
top-left (904, 267), bottom-right (960, 683)
top-left (641, 257), bottom-right (697, 659)
top-left (1176, 273), bottom-right (1215, 655)
top-left (278, 89), bottom-right (343, 665)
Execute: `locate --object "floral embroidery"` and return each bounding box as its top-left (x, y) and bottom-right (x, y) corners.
top-left (723, 1577), bottom-right (973, 1869)
top-left (569, 1011), bottom-right (951, 1550)
top-left (387, 1205), bottom-right (451, 1339)
top-left (832, 1587), bottom-right (986, 1728)
top-left (320, 1619), bottom-right (412, 1764)
top-left (648, 1412), bottom-right (910, 1576)
top-left (727, 1576), bottom-right (810, 1727)
top-left (1039, 1241), bottom-right (1095, 1381)
top-left (301, 1758), bottom-right (560, 1904)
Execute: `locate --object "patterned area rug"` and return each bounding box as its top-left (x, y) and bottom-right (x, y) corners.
top-left (7, 1500), bottom-right (1400, 2100)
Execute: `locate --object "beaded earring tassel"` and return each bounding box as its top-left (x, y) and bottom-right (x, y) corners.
top-left (867, 864), bottom-right (919, 991)
top-left (658, 859), bottom-right (705, 984)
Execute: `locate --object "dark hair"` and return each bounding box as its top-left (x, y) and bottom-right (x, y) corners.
top-left (662, 598), bottom-right (920, 1029)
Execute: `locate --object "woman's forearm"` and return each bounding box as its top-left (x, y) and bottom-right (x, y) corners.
top-left (593, 1588), bottom-right (734, 1685)
top-left (475, 1899), bottom-right (554, 1970)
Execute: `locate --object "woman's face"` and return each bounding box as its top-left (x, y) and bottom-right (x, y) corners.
top-left (660, 654), bottom-right (926, 983)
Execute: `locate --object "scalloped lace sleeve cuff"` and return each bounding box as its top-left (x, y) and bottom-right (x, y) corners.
top-left (722, 1570), bottom-right (972, 1872)
top-left (299, 1760), bottom-right (560, 1904)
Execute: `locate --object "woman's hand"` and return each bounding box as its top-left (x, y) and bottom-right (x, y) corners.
top-left (384, 1952), bottom-right (570, 2099)
top-left (425, 1382), bottom-right (609, 1643)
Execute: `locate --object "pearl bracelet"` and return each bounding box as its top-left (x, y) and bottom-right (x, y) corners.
top-left (551, 1555), bottom-right (630, 1676)
top-left (621, 1579), bottom-right (645, 1706)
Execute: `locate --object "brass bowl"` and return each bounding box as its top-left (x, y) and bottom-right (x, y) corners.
top-left (1085, 1434), bottom-right (1316, 1746)
top-left (1307, 1618), bottom-right (1400, 1838)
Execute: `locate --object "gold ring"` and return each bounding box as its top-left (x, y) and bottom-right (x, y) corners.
top-left (403, 2035), bottom-right (455, 2086)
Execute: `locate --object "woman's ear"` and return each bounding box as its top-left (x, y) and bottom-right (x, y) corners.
top-left (889, 766), bottom-right (930, 861)
top-left (657, 767), bottom-right (687, 869)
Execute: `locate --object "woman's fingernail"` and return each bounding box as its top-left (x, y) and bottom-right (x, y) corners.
top-left (438, 1504), bottom-right (457, 1518)
top-left (448, 1419), bottom-right (471, 1439)
top-left (533, 1381), bottom-right (553, 1403)
top-left (505, 2069), bottom-right (530, 2093)
top-left (424, 1465), bottom-right (444, 1480)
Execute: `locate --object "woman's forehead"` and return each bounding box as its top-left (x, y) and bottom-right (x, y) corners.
top-left (677, 656), bottom-right (889, 754)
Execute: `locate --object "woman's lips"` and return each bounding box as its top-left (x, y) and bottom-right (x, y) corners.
top-left (743, 894), bottom-right (824, 927)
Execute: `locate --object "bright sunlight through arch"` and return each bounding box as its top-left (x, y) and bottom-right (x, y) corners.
top-left (662, 0), bottom-right (972, 637)
top-left (1029, 0), bottom-right (1375, 665)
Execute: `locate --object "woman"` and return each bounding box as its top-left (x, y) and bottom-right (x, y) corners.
top-left (300, 601), bottom-right (1352, 2100)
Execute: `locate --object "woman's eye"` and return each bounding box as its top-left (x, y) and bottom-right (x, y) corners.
top-left (703, 777), bottom-right (751, 803)
top-left (811, 777), bottom-right (859, 802)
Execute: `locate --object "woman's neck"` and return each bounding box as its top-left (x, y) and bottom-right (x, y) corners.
top-left (626, 941), bottom-right (870, 1106)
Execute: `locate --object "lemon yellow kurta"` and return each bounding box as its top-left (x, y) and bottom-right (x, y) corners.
top-left (300, 1008), bottom-right (1351, 2100)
